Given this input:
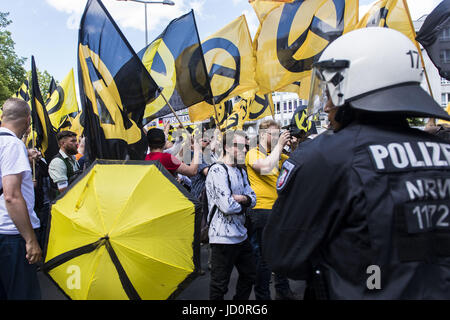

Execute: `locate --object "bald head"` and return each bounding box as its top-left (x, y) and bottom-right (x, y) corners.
top-left (2, 98), bottom-right (31, 123)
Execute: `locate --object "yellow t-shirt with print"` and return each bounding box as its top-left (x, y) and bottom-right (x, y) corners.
top-left (245, 147), bottom-right (289, 210)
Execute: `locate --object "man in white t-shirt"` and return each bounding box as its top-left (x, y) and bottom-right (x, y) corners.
top-left (0, 98), bottom-right (41, 300)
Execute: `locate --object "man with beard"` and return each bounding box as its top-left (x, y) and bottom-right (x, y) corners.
top-left (48, 131), bottom-right (81, 197)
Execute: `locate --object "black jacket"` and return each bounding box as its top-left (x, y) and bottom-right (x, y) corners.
top-left (262, 119), bottom-right (450, 299)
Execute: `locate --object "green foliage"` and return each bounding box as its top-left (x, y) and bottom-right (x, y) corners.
top-left (407, 117), bottom-right (426, 127)
top-left (26, 69), bottom-right (57, 99)
top-left (0, 12), bottom-right (27, 106)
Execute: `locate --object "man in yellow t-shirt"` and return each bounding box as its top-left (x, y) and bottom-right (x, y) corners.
top-left (245, 119), bottom-right (299, 300)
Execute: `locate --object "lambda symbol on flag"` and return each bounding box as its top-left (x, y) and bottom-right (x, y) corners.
top-left (295, 109), bottom-right (311, 132)
top-left (190, 37), bottom-right (241, 105)
top-left (142, 39), bottom-right (177, 117)
top-left (276, 0), bottom-right (346, 73)
top-left (248, 94), bottom-right (269, 120)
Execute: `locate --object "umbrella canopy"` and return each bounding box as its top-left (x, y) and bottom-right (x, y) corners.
top-left (42, 160), bottom-right (201, 300)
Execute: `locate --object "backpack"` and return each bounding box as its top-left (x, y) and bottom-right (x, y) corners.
top-left (199, 163), bottom-right (250, 244)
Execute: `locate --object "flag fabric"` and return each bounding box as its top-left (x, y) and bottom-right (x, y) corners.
top-left (78, 0), bottom-right (159, 161)
top-left (188, 15), bottom-right (258, 123)
top-left (246, 92), bottom-right (274, 121)
top-left (222, 98), bottom-right (250, 131)
top-left (416, 0), bottom-right (450, 81)
top-left (45, 77), bottom-right (57, 105)
top-left (249, 0), bottom-right (295, 23)
top-left (46, 69), bottom-right (79, 131)
top-left (202, 15), bottom-right (258, 105)
top-left (30, 56), bottom-right (59, 162)
top-left (355, 0), bottom-right (415, 43)
top-left (69, 112), bottom-right (83, 137)
top-left (13, 80), bottom-right (31, 105)
top-left (188, 99), bottom-right (233, 125)
top-left (137, 10), bottom-right (210, 123)
top-left (253, 0), bottom-right (358, 96)
top-left (437, 102), bottom-right (450, 126)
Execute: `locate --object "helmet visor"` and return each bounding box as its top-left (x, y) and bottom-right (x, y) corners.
top-left (307, 59), bottom-right (350, 118)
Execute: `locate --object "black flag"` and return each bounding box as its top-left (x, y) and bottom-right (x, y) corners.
top-left (416, 0), bottom-right (450, 80)
top-left (78, 0), bottom-right (159, 161)
top-left (30, 56), bottom-right (59, 162)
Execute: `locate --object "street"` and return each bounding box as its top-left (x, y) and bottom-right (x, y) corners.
top-left (38, 244), bottom-right (306, 300)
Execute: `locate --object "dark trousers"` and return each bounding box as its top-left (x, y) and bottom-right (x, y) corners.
top-left (36, 203), bottom-right (50, 248)
top-left (209, 239), bottom-right (256, 300)
top-left (0, 233), bottom-right (41, 300)
top-left (249, 209), bottom-right (291, 300)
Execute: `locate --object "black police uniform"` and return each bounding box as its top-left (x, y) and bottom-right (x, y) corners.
top-left (262, 118), bottom-right (450, 299)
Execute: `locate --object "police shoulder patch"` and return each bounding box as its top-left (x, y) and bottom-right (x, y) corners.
top-left (276, 160), bottom-right (296, 191)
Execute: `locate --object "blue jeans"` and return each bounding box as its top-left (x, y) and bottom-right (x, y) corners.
top-left (0, 232), bottom-right (41, 300)
top-left (249, 209), bottom-right (291, 300)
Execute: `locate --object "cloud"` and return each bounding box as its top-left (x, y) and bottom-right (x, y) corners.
top-left (46, 0), bottom-right (203, 32)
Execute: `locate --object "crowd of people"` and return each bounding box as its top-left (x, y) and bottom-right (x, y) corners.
top-left (146, 116), bottom-right (308, 300)
top-left (1, 27), bottom-right (450, 300)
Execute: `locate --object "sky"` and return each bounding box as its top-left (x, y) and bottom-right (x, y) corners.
top-left (2, 0), bottom-right (443, 89)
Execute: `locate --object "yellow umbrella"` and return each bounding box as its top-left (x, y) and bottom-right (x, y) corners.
top-left (43, 160), bottom-right (201, 300)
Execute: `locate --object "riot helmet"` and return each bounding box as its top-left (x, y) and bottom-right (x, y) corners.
top-left (307, 27), bottom-right (450, 122)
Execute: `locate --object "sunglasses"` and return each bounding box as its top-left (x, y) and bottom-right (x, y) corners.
top-left (233, 143), bottom-right (247, 150)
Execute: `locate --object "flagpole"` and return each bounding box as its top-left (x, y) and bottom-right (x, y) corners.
top-left (267, 95), bottom-right (275, 120)
top-left (158, 89), bottom-right (185, 129)
top-left (191, 9), bottom-right (222, 131)
top-left (402, 0), bottom-right (436, 126)
top-left (32, 130), bottom-right (36, 182)
top-left (27, 64), bottom-right (37, 182)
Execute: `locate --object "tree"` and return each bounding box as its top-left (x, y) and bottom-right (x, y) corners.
top-left (26, 68), bottom-right (58, 99)
top-left (0, 12), bottom-right (27, 106)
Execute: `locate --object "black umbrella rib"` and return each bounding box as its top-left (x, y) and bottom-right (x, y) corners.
top-left (44, 236), bottom-right (141, 300)
top-left (43, 238), bottom-right (105, 272)
top-left (104, 240), bottom-right (142, 300)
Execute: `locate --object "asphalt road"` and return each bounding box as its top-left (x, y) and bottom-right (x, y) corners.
top-left (38, 244), bottom-right (306, 300)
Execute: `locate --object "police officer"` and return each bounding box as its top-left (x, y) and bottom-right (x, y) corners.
top-left (262, 27), bottom-right (450, 299)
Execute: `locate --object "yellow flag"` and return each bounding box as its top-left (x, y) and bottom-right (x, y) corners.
top-left (189, 99), bottom-right (232, 124)
top-left (189, 15), bottom-right (258, 123)
top-left (69, 112), bottom-right (83, 137)
top-left (12, 80), bottom-right (31, 105)
top-left (46, 69), bottom-right (79, 130)
top-left (223, 98), bottom-right (249, 131)
top-left (249, 0), bottom-right (294, 23)
top-left (355, 0), bottom-right (415, 43)
top-left (253, 0), bottom-right (358, 94)
top-left (437, 102), bottom-right (450, 125)
top-left (247, 92), bottom-right (275, 121)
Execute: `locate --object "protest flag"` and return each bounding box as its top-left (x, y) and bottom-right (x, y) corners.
top-left (416, 0), bottom-right (450, 81)
top-left (46, 69), bottom-right (79, 131)
top-left (137, 10), bottom-right (210, 123)
top-left (187, 15), bottom-right (258, 123)
top-left (30, 56), bottom-right (59, 162)
top-left (247, 92), bottom-right (275, 121)
top-left (13, 79), bottom-right (31, 105)
top-left (253, 0), bottom-right (358, 97)
top-left (78, 0), bottom-right (159, 161)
